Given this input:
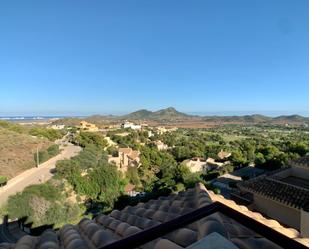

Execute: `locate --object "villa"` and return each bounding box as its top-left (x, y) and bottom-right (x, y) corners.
top-left (108, 147), bottom-right (140, 172)
top-left (80, 121), bottom-right (99, 132)
top-left (154, 140), bottom-right (168, 151)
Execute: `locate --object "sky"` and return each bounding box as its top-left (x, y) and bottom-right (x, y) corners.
top-left (0, 0), bottom-right (309, 116)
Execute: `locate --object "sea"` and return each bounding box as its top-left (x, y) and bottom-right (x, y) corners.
top-left (0, 116), bottom-right (82, 123)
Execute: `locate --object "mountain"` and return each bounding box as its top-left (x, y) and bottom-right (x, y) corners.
top-left (153, 107), bottom-right (191, 118)
top-left (122, 109), bottom-right (153, 119)
top-left (123, 107), bottom-right (194, 121)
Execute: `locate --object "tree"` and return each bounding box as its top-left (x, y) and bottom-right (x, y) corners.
top-left (88, 164), bottom-right (124, 207)
top-left (126, 166), bottom-right (141, 186)
top-left (255, 152), bottom-right (266, 166)
top-left (231, 149), bottom-right (247, 166)
top-left (75, 132), bottom-right (108, 149)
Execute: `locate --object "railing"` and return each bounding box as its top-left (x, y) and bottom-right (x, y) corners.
top-left (98, 201), bottom-right (308, 249)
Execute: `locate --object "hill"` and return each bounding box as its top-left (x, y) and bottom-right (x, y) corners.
top-left (274, 115), bottom-right (308, 123)
top-left (123, 107), bottom-right (193, 121)
top-left (122, 109), bottom-right (153, 119)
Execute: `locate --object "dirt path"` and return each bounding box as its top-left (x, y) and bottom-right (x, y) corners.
top-left (0, 141), bottom-right (81, 206)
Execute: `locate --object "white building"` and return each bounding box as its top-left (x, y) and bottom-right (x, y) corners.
top-left (48, 124), bottom-right (65, 130)
top-left (155, 140), bottom-right (168, 151)
top-left (122, 121), bottom-right (141, 130)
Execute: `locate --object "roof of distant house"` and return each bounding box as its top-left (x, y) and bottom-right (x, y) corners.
top-left (239, 176), bottom-right (309, 209)
top-left (128, 150), bottom-right (140, 160)
top-left (119, 148), bottom-right (133, 154)
top-left (191, 157), bottom-right (206, 162)
top-left (124, 183), bottom-right (135, 192)
top-left (290, 155), bottom-right (309, 168)
top-left (218, 150), bottom-right (231, 160)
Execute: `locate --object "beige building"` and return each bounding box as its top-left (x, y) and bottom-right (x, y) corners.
top-left (238, 155), bottom-right (309, 237)
top-left (108, 147), bottom-right (140, 172)
top-left (80, 121), bottom-right (99, 132)
top-left (184, 157), bottom-right (207, 173)
top-left (48, 124), bottom-right (65, 130)
top-left (156, 126), bottom-right (178, 134)
top-left (154, 140), bottom-right (168, 151)
top-left (183, 157), bottom-right (229, 173)
top-left (206, 157), bottom-right (230, 170)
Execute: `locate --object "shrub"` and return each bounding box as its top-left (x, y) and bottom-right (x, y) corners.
top-left (47, 144), bottom-right (60, 157)
top-left (29, 128), bottom-right (63, 141)
top-left (0, 176), bottom-right (7, 186)
top-left (34, 145), bottom-right (60, 164)
top-left (7, 182), bottom-right (82, 228)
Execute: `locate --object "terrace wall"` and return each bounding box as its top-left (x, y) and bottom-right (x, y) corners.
top-left (253, 194), bottom-right (300, 230)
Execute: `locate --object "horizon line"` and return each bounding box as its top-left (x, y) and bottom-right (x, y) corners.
top-left (1, 110), bottom-right (309, 118)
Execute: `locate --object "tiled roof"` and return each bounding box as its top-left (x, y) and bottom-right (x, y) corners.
top-left (124, 183), bottom-right (135, 192)
top-left (217, 150), bottom-right (231, 160)
top-left (238, 176), bottom-right (309, 209)
top-left (119, 148), bottom-right (133, 154)
top-left (290, 156), bottom-right (309, 168)
top-left (1, 183), bottom-right (308, 249)
top-left (128, 150), bottom-right (139, 160)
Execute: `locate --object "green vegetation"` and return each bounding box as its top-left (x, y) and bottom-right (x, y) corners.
top-left (107, 130), bottom-right (148, 149)
top-left (34, 144), bottom-right (60, 165)
top-left (158, 126), bottom-right (309, 170)
top-left (56, 132), bottom-right (125, 212)
top-left (29, 127), bottom-right (64, 141)
top-left (0, 176), bottom-right (7, 186)
top-left (0, 120), bottom-right (25, 134)
top-left (7, 180), bottom-right (83, 228)
top-left (0, 120), bottom-right (64, 142)
top-left (75, 131), bottom-right (108, 149)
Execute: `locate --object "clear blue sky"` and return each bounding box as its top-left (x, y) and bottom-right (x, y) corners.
top-left (0, 0), bottom-right (309, 116)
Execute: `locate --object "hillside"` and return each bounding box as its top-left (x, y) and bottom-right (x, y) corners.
top-left (0, 126), bottom-right (52, 179)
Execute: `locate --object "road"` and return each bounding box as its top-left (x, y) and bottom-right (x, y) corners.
top-left (0, 141), bottom-right (81, 206)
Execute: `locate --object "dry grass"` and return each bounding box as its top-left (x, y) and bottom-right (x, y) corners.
top-left (0, 128), bottom-right (51, 179)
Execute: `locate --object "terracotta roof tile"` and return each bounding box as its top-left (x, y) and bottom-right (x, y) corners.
top-left (1, 183), bottom-right (307, 249)
top-left (118, 148), bottom-right (132, 154)
top-left (238, 177), bottom-right (309, 209)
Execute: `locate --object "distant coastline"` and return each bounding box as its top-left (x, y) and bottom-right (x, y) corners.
top-left (0, 116), bottom-right (85, 123)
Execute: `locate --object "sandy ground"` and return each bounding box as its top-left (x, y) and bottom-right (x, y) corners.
top-left (0, 141), bottom-right (81, 206)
